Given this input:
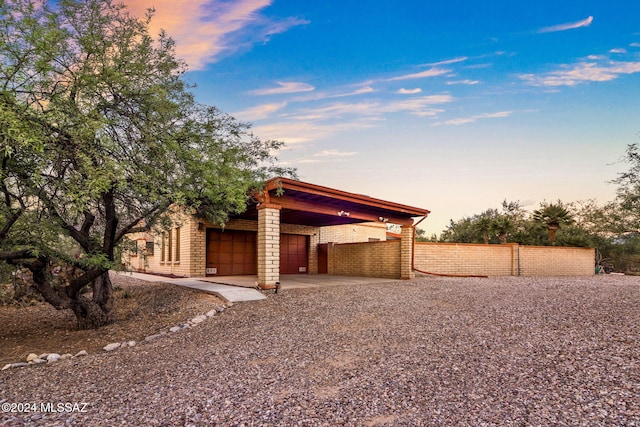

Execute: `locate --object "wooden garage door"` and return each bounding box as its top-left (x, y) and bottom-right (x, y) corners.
top-left (206, 230), bottom-right (257, 276)
top-left (280, 234), bottom-right (308, 274)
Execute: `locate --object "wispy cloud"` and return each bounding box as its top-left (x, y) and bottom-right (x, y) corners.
top-left (250, 81), bottom-right (315, 95)
top-left (284, 95), bottom-right (453, 120)
top-left (233, 102), bottom-right (287, 121)
top-left (520, 60), bottom-right (640, 86)
top-left (124, 0), bottom-right (307, 70)
top-left (314, 150), bottom-right (357, 157)
top-left (538, 16), bottom-right (594, 33)
top-left (422, 57), bottom-right (468, 67)
top-left (398, 88), bottom-right (422, 94)
top-left (610, 48), bottom-right (627, 54)
top-left (434, 111), bottom-right (512, 126)
top-left (293, 149), bottom-right (358, 165)
top-left (254, 119), bottom-right (381, 144)
top-left (388, 68), bottom-right (450, 81)
top-left (631, 43), bottom-right (640, 48)
top-left (446, 79), bottom-right (480, 85)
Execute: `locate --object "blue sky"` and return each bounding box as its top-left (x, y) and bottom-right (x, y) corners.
top-left (127, 0), bottom-right (640, 235)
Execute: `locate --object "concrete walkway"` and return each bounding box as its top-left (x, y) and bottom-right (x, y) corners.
top-left (119, 272), bottom-right (402, 303)
top-left (119, 272), bottom-right (267, 303)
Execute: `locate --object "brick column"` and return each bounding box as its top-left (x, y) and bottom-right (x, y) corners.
top-left (400, 225), bottom-right (415, 279)
top-left (257, 204), bottom-right (281, 288)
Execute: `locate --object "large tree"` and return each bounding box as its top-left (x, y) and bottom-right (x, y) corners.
top-left (0, 0), bottom-right (292, 328)
top-left (610, 143), bottom-right (640, 234)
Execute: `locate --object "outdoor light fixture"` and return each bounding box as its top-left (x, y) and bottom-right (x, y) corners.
top-left (337, 210), bottom-right (350, 217)
top-left (378, 217), bottom-right (389, 223)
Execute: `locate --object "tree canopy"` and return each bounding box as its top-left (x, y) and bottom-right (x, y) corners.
top-left (0, 0), bottom-right (293, 328)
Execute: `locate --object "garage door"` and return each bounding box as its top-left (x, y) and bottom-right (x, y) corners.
top-left (206, 229), bottom-right (257, 276)
top-left (280, 234), bottom-right (308, 274)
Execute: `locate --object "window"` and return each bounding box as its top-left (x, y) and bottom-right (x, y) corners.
top-left (161, 232), bottom-right (166, 262)
top-left (175, 227), bottom-right (180, 262)
top-left (168, 230), bottom-right (173, 262)
top-left (146, 241), bottom-right (154, 256)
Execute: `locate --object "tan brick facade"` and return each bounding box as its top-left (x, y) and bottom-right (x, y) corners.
top-left (317, 223), bottom-right (387, 243)
top-left (328, 240), bottom-right (401, 279)
top-left (257, 205), bottom-right (281, 285)
top-left (414, 242), bottom-right (595, 277)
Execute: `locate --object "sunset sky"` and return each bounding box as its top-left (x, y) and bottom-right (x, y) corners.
top-left (124, 0), bottom-right (640, 235)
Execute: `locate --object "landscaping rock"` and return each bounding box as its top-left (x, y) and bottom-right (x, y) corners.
top-left (60, 353), bottom-right (73, 360)
top-left (169, 326), bottom-right (181, 333)
top-left (127, 340), bottom-right (136, 347)
top-left (191, 314), bottom-right (207, 324)
top-left (103, 343), bottom-right (121, 352)
top-left (30, 358), bottom-right (46, 365)
top-left (26, 353), bottom-right (39, 362)
top-left (2, 364), bottom-right (11, 371)
top-left (46, 353), bottom-right (61, 363)
top-left (75, 350), bottom-right (88, 357)
top-left (38, 353), bottom-right (49, 360)
top-left (144, 333), bottom-right (164, 342)
top-left (206, 309), bottom-right (217, 317)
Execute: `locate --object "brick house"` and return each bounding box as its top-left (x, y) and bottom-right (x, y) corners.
top-left (123, 177), bottom-right (431, 287)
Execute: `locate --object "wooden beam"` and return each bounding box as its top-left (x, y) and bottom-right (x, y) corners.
top-left (273, 196), bottom-right (414, 226)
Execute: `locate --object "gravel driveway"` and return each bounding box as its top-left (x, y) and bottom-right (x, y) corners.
top-left (1, 275), bottom-right (639, 426)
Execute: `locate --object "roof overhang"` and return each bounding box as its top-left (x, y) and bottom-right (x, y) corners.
top-left (234, 177), bottom-right (430, 227)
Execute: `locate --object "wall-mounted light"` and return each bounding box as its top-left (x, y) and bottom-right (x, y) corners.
top-left (337, 210), bottom-right (351, 217)
top-left (378, 217), bottom-right (389, 223)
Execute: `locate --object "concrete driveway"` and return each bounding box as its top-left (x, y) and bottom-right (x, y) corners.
top-left (196, 274), bottom-right (403, 290)
top-left (121, 272), bottom-right (401, 303)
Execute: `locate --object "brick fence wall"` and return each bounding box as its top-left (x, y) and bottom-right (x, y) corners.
top-left (414, 242), bottom-right (595, 276)
top-left (328, 240), bottom-right (401, 279)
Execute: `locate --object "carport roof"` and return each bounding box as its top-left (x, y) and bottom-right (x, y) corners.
top-left (235, 177), bottom-right (430, 227)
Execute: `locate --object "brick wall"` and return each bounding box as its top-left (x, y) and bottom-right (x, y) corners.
top-left (318, 222), bottom-right (387, 243)
top-left (519, 246), bottom-right (595, 276)
top-left (414, 242), bottom-right (594, 276)
top-left (122, 210), bottom-right (197, 277)
top-left (328, 240), bottom-right (401, 279)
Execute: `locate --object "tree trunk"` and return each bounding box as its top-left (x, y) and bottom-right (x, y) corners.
top-left (68, 272), bottom-right (114, 330)
top-left (548, 225), bottom-right (559, 243)
top-left (28, 259), bottom-right (114, 330)
top-left (70, 294), bottom-right (112, 330)
top-left (92, 271), bottom-right (114, 314)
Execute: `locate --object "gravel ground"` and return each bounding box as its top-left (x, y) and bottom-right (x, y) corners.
top-left (1, 275), bottom-right (639, 426)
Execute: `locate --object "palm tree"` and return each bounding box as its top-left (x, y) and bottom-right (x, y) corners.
top-left (492, 215), bottom-right (514, 244)
top-left (533, 201), bottom-right (574, 244)
top-left (474, 214), bottom-right (495, 244)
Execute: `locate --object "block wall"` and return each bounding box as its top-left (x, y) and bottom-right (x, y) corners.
top-left (519, 246), bottom-right (595, 276)
top-left (414, 242), bottom-right (595, 277)
top-left (328, 240), bottom-right (401, 279)
top-left (318, 222), bottom-right (387, 244)
top-left (414, 243), bottom-right (516, 276)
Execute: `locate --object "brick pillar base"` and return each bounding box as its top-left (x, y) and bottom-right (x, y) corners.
top-left (258, 204), bottom-right (280, 288)
top-left (400, 225), bottom-right (415, 279)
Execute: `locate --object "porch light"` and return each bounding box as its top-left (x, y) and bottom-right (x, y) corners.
top-left (337, 210), bottom-right (350, 217)
top-left (378, 217), bottom-right (389, 223)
